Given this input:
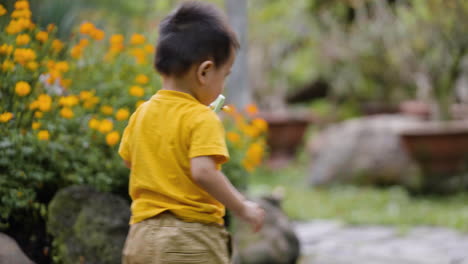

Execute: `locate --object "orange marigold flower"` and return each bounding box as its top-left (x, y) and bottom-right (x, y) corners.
top-left (70, 45), bottom-right (83, 59)
top-left (144, 44), bottom-right (154, 54)
top-left (98, 119), bottom-right (113, 134)
top-left (135, 74), bottom-right (149, 85)
top-left (36, 31), bottom-right (48, 43)
top-left (0, 4), bottom-right (7, 16)
top-left (16, 34), bottom-right (30, 45)
top-left (79, 22), bottom-right (95, 35)
top-left (14, 1), bottom-right (29, 10)
top-left (129, 86), bottom-right (144, 97)
top-left (88, 118), bottom-right (100, 129)
top-left (110, 34), bottom-right (124, 45)
top-left (0, 44), bottom-right (13, 55)
top-left (32, 122), bottom-right (40, 130)
top-left (106, 131), bottom-right (120, 146)
top-left (91, 29), bottom-right (105, 40)
top-left (100, 105), bottom-right (113, 115)
top-left (79, 90), bottom-right (94, 100)
top-left (34, 111), bottom-right (43, 118)
top-left (0, 112), bottom-right (13, 123)
top-left (115, 108), bottom-right (130, 121)
top-left (15, 81), bottom-right (31, 96)
top-left (55, 61), bottom-right (69, 73)
top-left (60, 107), bottom-right (74, 119)
top-left (59, 95), bottom-right (78, 107)
top-left (37, 94), bottom-right (52, 112)
top-left (52, 39), bottom-right (64, 53)
top-left (79, 38), bottom-right (89, 47)
top-left (130, 34), bottom-right (146, 45)
top-left (14, 48), bottom-right (36, 65)
top-left (245, 103), bottom-right (259, 116)
top-left (2, 60), bottom-right (14, 72)
top-left (37, 130), bottom-right (49, 141)
top-left (26, 61), bottom-right (39, 71)
top-left (251, 118), bottom-right (268, 133)
top-left (227, 132), bottom-right (241, 144)
top-left (47, 24), bottom-right (55, 32)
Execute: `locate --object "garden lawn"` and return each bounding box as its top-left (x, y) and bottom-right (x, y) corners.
top-left (249, 161), bottom-right (468, 233)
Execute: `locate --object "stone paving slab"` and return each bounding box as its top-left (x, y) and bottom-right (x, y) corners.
top-left (295, 220), bottom-right (468, 264)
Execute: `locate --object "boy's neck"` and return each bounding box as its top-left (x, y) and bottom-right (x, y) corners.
top-left (161, 76), bottom-right (196, 98)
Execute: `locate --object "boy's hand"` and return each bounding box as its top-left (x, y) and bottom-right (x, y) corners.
top-left (238, 201), bottom-right (265, 233)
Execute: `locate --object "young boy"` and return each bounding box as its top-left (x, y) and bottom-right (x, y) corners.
top-left (119, 2), bottom-right (265, 263)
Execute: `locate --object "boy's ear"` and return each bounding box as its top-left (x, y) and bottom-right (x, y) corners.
top-left (197, 60), bottom-right (214, 84)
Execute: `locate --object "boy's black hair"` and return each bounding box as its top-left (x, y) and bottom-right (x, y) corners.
top-left (155, 1), bottom-right (239, 77)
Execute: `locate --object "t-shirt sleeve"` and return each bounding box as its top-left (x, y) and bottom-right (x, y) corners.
top-left (189, 109), bottom-right (230, 164)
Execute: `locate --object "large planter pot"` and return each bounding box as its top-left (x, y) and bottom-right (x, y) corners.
top-left (259, 111), bottom-right (314, 168)
top-left (399, 121), bottom-right (468, 193)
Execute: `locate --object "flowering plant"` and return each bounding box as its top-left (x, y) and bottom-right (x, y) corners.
top-left (0, 0), bottom-right (160, 224)
top-left (222, 104), bottom-right (269, 190)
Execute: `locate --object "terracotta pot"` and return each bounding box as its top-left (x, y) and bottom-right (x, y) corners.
top-left (399, 100), bottom-right (431, 120)
top-left (400, 122), bottom-right (468, 192)
top-left (259, 111), bottom-right (314, 168)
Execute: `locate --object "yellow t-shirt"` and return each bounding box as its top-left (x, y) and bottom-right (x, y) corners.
top-left (118, 90), bottom-right (230, 225)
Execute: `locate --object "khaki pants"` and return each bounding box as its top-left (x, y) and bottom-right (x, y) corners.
top-left (122, 212), bottom-right (231, 264)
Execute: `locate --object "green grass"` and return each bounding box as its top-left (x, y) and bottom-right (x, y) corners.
top-left (249, 161), bottom-right (468, 232)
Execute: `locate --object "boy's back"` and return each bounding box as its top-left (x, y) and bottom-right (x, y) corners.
top-left (119, 90), bottom-right (229, 225)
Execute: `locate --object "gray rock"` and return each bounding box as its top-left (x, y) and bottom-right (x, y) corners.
top-left (308, 115), bottom-right (423, 187)
top-left (47, 185), bottom-right (130, 264)
top-left (0, 233), bottom-right (34, 264)
top-left (233, 196), bottom-right (300, 264)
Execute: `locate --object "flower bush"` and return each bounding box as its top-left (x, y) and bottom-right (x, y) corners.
top-left (0, 0), bottom-right (160, 225)
top-left (0, 0), bottom-right (269, 229)
top-left (222, 104), bottom-right (269, 190)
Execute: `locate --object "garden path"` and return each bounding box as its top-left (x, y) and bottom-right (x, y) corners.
top-left (295, 220), bottom-right (468, 264)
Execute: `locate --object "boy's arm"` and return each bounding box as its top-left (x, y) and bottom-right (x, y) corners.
top-left (191, 156), bottom-right (265, 232)
top-left (124, 160), bottom-right (131, 169)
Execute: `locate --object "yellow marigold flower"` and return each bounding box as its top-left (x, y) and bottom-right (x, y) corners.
top-left (115, 108), bottom-right (130, 121)
top-left (245, 103), bottom-right (259, 116)
top-left (60, 79), bottom-right (72, 88)
top-left (59, 95), bottom-right (78, 107)
top-left (60, 107), bottom-right (74, 119)
top-left (100, 105), bottom-right (113, 115)
top-left (110, 34), bottom-right (124, 45)
top-left (15, 81), bottom-right (31, 96)
top-left (37, 130), bottom-right (49, 141)
top-left (14, 1), bottom-right (29, 10)
top-left (26, 61), bottom-right (38, 71)
top-left (34, 111), bottom-right (43, 118)
top-left (88, 118), bottom-right (100, 129)
top-left (55, 61), bottom-right (69, 73)
top-left (90, 29), bottom-right (104, 40)
top-left (0, 44), bottom-right (13, 55)
top-left (251, 118), bottom-right (268, 133)
top-left (16, 34), bottom-right (30, 45)
top-left (2, 60), bottom-right (14, 72)
top-left (36, 31), bottom-right (48, 43)
top-left (135, 74), bottom-right (149, 85)
top-left (130, 34), bottom-right (146, 45)
top-left (144, 44), bottom-right (154, 54)
top-left (0, 112), bottom-right (13, 123)
top-left (243, 142), bottom-right (264, 170)
top-left (129, 85), bottom-right (144, 97)
top-left (14, 48), bottom-right (36, 65)
top-left (0, 4), bottom-right (7, 16)
top-left (79, 90), bottom-right (93, 100)
top-left (136, 100), bottom-right (145, 108)
top-left (106, 131), bottom-right (120, 146)
top-left (227, 132), bottom-right (241, 144)
top-left (241, 124), bottom-right (260, 138)
top-left (51, 39), bottom-right (64, 53)
top-left (32, 122), bottom-right (40, 130)
top-left (38, 94), bottom-right (52, 112)
top-left (79, 22), bottom-right (95, 35)
top-left (47, 24), bottom-right (55, 32)
top-left (98, 119), bottom-right (113, 134)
